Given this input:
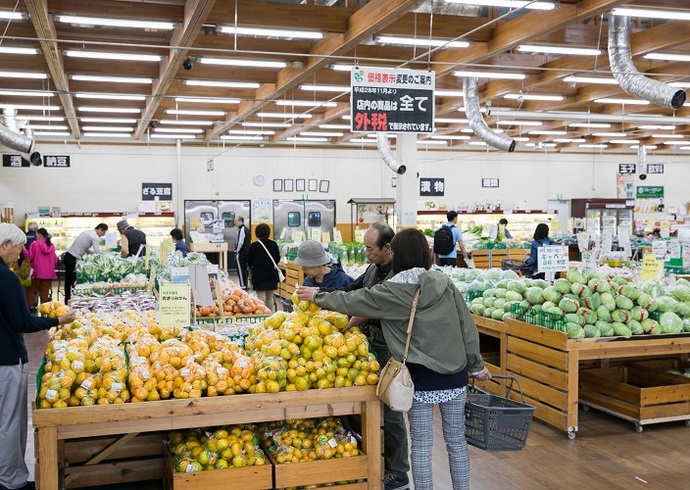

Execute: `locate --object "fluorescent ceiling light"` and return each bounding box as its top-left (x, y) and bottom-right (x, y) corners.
top-left (330, 64), bottom-right (360, 72)
top-left (219, 26), bottom-right (323, 39)
top-left (286, 137), bottom-right (328, 142)
top-left (652, 133), bottom-right (684, 138)
top-left (257, 112), bottom-right (312, 119)
top-left (154, 127), bottom-right (204, 134)
top-left (17, 116), bottom-right (64, 122)
top-left (594, 98), bottom-right (650, 105)
top-left (221, 135), bottom-right (265, 141)
top-left (435, 118), bottom-right (468, 124)
top-left (429, 135), bottom-right (470, 140)
top-left (579, 144), bottom-right (608, 148)
top-left (679, 147), bottom-right (690, 150)
top-left (528, 130), bottom-right (567, 135)
top-left (505, 94), bottom-right (564, 101)
top-left (468, 141), bottom-right (488, 146)
top-left (80, 118), bottom-right (137, 123)
top-left (275, 100), bottom-right (337, 108)
top-left (166, 109), bottom-right (225, 116)
top-left (300, 131), bottom-right (343, 137)
top-left (517, 45), bottom-right (601, 56)
top-left (662, 140), bottom-right (690, 145)
top-left (453, 70), bottom-right (525, 80)
top-left (612, 8), bottom-right (690, 21)
top-left (227, 130), bottom-right (275, 135)
top-left (569, 122), bottom-right (611, 128)
top-left (56, 15), bottom-right (175, 30)
top-left (0, 71), bottom-right (47, 79)
top-left (644, 53), bottom-right (690, 62)
top-left (160, 120), bottom-right (213, 126)
top-left (0, 46), bottom-right (38, 55)
top-left (376, 35), bottom-right (470, 49)
top-left (592, 132), bottom-right (627, 137)
top-left (639, 125), bottom-right (675, 130)
top-left (33, 131), bottom-right (70, 137)
top-left (418, 140), bottom-right (447, 145)
top-left (0, 104), bottom-right (60, 111)
top-left (299, 85), bottom-right (350, 93)
top-left (563, 75), bottom-right (617, 85)
top-left (174, 97), bottom-right (240, 104)
top-left (0, 11), bottom-right (23, 20)
top-left (341, 115), bottom-right (351, 120)
top-left (71, 74), bottom-right (153, 84)
top-left (670, 82), bottom-right (690, 89)
top-left (25, 125), bottom-right (68, 131)
top-left (77, 107), bottom-right (141, 113)
top-left (65, 50), bottom-right (162, 62)
top-left (609, 139), bottom-right (640, 144)
top-left (445, 1), bottom-right (556, 10)
top-left (242, 122), bottom-right (291, 128)
top-left (82, 133), bottom-right (132, 138)
top-left (435, 90), bottom-right (464, 97)
top-left (150, 134), bottom-right (197, 139)
top-left (631, 145), bottom-right (656, 150)
top-left (513, 137), bottom-right (530, 142)
top-left (198, 57), bottom-right (287, 69)
top-left (495, 120), bottom-right (542, 126)
top-left (348, 138), bottom-right (377, 144)
top-left (460, 128), bottom-right (475, 133)
top-left (75, 93), bottom-right (146, 101)
top-left (319, 124), bottom-right (350, 129)
top-left (82, 126), bottom-right (133, 132)
top-left (0, 90), bottom-right (53, 97)
top-left (525, 142), bottom-right (556, 147)
top-left (185, 80), bottom-right (260, 89)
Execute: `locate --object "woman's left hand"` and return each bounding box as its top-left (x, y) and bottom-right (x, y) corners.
top-left (295, 285), bottom-right (318, 302)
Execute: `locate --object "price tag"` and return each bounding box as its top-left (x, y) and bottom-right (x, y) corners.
top-left (581, 250), bottom-right (596, 274)
top-left (333, 229), bottom-right (343, 244)
top-left (159, 283), bottom-right (191, 328)
top-left (488, 224), bottom-right (498, 241)
top-left (206, 264), bottom-right (219, 275)
top-left (683, 245), bottom-right (690, 269)
top-left (280, 227), bottom-right (287, 240)
top-left (293, 231), bottom-right (305, 244)
top-left (310, 228), bottom-right (322, 242)
top-left (651, 241), bottom-right (667, 261)
top-left (667, 240), bottom-right (681, 260)
top-left (617, 225), bottom-right (631, 257)
top-left (537, 245), bottom-right (569, 273)
top-left (641, 254), bottom-right (663, 281)
top-left (601, 229), bottom-right (613, 253)
top-left (322, 231), bottom-right (331, 243)
top-left (170, 267), bottom-right (189, 284)
top-left (576, 232), bottom-right (589, 253)
top-left (355, 229), bottom-right (365, 242)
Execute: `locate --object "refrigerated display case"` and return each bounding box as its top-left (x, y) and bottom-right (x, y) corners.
top-left (571, 198), bottom-right (634, 236)
top-left (273, 200), bottom-right (336, 242)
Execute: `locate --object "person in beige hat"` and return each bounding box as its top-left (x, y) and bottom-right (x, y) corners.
top-left (117, 219), bottom-right (147, 258)
top-left (295, 240), bottom-right (353, 289)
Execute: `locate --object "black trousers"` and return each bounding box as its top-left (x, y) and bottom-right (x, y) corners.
top-left (235, 252), bottom-right (249, 288)
top-left (63, 252), bottom-right (77, 303)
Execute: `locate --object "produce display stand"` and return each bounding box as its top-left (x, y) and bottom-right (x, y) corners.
top-left (189, 242), bottom-right (228, 271)
top-left (33, 386), bottom-right (382, 490)
top-left (503, 318), bottom-right (690, 439)
top-left (277, 262), bottom-right (304, 301)
top-left (471, 315), bottom-right (508, 396)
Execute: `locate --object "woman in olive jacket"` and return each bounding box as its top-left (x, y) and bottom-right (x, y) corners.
top-left (297, 228), bottom-right (491, 490)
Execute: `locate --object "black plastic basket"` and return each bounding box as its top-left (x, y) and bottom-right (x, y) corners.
top-left (466, 375), bottom-right (535, 451)
top-left (500, 259), bottom-right (531, 276)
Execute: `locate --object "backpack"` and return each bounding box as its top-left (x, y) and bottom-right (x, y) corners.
top-left (433, 225), bottom-right (455, 255)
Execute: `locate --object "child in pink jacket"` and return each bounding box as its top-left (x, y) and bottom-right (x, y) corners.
top-left (25, 227), bottom-right (58, 309)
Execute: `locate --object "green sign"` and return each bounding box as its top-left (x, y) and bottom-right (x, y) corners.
top-left (636, 186), bottom-right (664, 199)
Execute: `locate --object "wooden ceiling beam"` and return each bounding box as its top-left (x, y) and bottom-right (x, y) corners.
top-left (134, 0), bottom-right (218, 140)
top-left (206, 0), bottom-right (425, 140)
top-left (24, 0), bottom-right (81, 137)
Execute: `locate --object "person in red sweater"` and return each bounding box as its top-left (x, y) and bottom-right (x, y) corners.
top-left (25, 227), bottom-right (57, 309)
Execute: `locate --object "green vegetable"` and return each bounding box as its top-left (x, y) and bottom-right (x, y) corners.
top-left (628, 320), bottom-right (643, 335)
top-left (615, 295), bottom-right (634, 310)
top-left (596, 306), bottom-right (611, 322)
top-left (600, 292), bottom-right (616, 311)
top-left (566, 269), bottom-right (587, 285)
top-left (559, 297), bottom-right (580, 313)
top-left (554, 279), bottom-right (572, 294)
top-left (659, 312), bottom-right (683, 334)
top-left (583, 325), bottom-right (600, 338)
top-left (611, 322), bottom-right (632, 337)
top-left (641, 319), bottom-right (660, 334)
top-left (611, 309), bottom-right (630, 323)
top-left (567, 323), bottom-right (585, 339)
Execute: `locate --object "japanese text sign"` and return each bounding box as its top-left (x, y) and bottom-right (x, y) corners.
top-left (537, 245), bottom-right (569, 273)
top-left (142, 182), bottom-right (173, 201)
top-left (419, 178), bottom-right (445, 196)
top-left (159, 283), bottom-right (191, 327)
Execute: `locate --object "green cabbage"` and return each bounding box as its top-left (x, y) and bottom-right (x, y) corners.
top-left (611, 322), bottom-right (632, 337)
top-left (596, 321), bottom-right (614, 337)
top-left (505, 291), bottom-right (524, 302)
top-left (581, 292), bottom-right (602, 311)
top-left (588, 278), bottom-right (610, 293)
top-left (618, 284), bottom-right (640, 300)
top-left (611, 309), bottom-right (630, 323)
top-left (636, 293), bottom-right (656, 311)
top-left (566, 269), bottom-right (587, 285)
top-left (628, 320), bottom-right (643, 335)
top-left (583, 325), bottom-right (600, 338)
top-left (641, 319), bottom-right (660, 334)
top-left (659, 312), bottom-right (683, 334)
top-left (629, 306), bottom-right (649, 322)
top-left (671, 286), bottom-right (690, 302)
top-left (596, 306), bottom-right (611, 322)
top-left (600, 293), bottom-right (616, 311)
top-left (656, 296), bottom-right (680, 313)
top-left (567, 323), bottom-right (585, 339)
top-left (559, 297), bottom-right (580, 313)
top-left (542, 287), bottom-right (562, 303)
top-left (615, 295), bottom-right (634, 310)
top-left (554, 279), bottom-right (572, 294)
top-left (525, 287), bottom-right (545, 305)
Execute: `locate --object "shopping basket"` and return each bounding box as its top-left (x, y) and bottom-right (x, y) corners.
top-left (500, 259), bottom-right (531, 277)
top-left (465, 375), bottom-right (534, 451)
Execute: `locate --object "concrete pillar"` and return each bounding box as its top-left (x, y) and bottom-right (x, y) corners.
top-left (395, 133), bottom-right (418, 230)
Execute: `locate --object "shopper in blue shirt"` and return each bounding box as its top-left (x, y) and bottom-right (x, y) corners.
top-left (170, 228), bottom-right (190, 257)
top-left (499, 218), bottom-right (513, 239)
top-left (438, 210), bottom-right (470, 267)
top-left (295, 240), bottom-right (354, 289)
top-left (525, 223), bottom-right (555, 279)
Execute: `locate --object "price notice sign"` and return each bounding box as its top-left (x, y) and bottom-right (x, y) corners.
top-left (537, 245), bottom-right (569, 273)
top-left (159, 283), bottom-right (191, 327)
top-left (351, 67), bottom-right (434, 133)
top-left (641, 254), bottom-right (663, 281)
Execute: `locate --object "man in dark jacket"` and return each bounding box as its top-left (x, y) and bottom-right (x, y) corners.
top-left (117, 219), bottom-right (147, 258)
top-left (0, 223), bottom-right (75, 490)
top-left (234, 216), bottom-right (251, 289)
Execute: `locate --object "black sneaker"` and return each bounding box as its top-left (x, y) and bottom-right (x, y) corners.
top-left (383, 472), bottom-right (409, 490)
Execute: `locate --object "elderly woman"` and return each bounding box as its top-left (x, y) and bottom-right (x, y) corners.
top-left (294, 240), bottom-right (354, 289)
top-left (0, 223), bottom-right (75, 490)
top-left (297, 228), bottom-right (490, 490)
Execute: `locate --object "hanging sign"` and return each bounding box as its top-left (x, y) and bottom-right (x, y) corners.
top-left (636, 186), bottom-right (664, 199)
top-left (2, 154), bottom-right (29, 167)
top-left (618, 163), bottom-right (636, 174)
top-left (142, 182), bottom-right (173, 201)
top-left (350, 67), bottom-right (434, 133)
top-left (482, 178), bottom-right (500, 188)
top-left (43, 156), bottom-right (70, 168)
top-left (646, 163), bottom-right (664, 174)
top-left (419, 178), bottom-right (444, 196)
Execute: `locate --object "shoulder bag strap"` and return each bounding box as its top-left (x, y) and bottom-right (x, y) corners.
top-left (257, 240), bottom-right (280, 271)
top-left (402, 289), bottom-right (421, 363)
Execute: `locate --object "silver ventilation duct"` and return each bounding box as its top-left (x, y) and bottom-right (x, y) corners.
top-left (608, 15), bottom-right (686, 110)
top-left (463, 77), bottom-right (515, 152)
top-left (1, 108), bottom-right (42, 165)
top-left (376, 133), bottom-right (406, 175)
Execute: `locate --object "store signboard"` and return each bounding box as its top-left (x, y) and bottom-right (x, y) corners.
top-left (142, 182), bottom-right (173, 201)
top-left (618, 163), bottom-right (636, 174)
top-left (350, 67), bottom-right (434, 133)
top-left (482, 178), bottom-right (499, 188)
top-left (420, 178), bottom-right (444, 196)
top-left (43, 155), bottom-right (70, 168)
top-left (2, 154), bottom-right (29, 167)
top-left (636, 186), bottom-right (664, 199)
top-left (646, 163), bottom-right (664, 174)
top-left (537, 245), bottom-right (569, 273)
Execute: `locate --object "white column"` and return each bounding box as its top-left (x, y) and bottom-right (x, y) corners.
top-left (176, 139), bottom-right (182, 227)
top-left (395, 133), bottom-right (418, 229)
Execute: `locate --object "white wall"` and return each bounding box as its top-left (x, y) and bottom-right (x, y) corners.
top-left (2, 142), bottom-right (689, 226)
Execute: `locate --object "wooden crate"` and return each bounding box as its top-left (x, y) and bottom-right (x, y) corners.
top-left (163, 447), bottom-right (273, 490)
top-left (270, 452), bottom-right (369, 490)
top-left (579, 364), bottom-right (690, 426)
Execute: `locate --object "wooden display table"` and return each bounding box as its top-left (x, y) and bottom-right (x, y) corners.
top-left (33, 387), bottom-right (382, 489)
top-left (472, 315), bottom-right (507, 395)
top-left (189, 242), bottom-right (228, 271)
top-left (277, 262), bottom-right (304, 300)
top-left (503, 318), bottom-right (690, 438)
